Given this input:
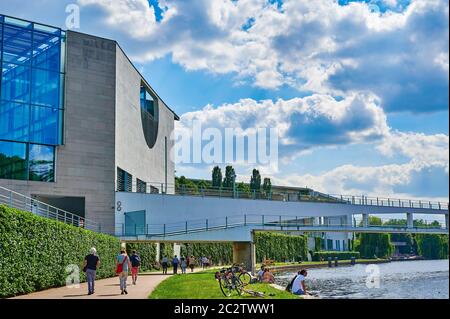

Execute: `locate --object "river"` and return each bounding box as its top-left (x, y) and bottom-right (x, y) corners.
top-left (275, 259), bottom-right (449, 299)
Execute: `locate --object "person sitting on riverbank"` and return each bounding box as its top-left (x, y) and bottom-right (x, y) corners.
top-left (261, 268), bottom-right (275, 283)
top-left (257, 265), bottom-right (265, 282)
top-left (291, 269), bottom-right (308, 296)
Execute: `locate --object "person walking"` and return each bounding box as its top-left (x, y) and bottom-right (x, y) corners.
top-left (83, 247), bottom-right (100, 295)
top-left (189, 256), bottom-right (195, 273)
top-left (181, 257), bottom-right (187, 274)
top-left (116, 249), bottom-right (132, 295)
top-left (172, 255), bottom-right (180, 274)
top-left (161, 256), bottom-right (169, 275)
top-left (130, 250), bottom-right (141, 285)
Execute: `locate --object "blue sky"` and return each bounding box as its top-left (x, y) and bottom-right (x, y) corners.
top-left (1, 0), bottom-right (448, 201)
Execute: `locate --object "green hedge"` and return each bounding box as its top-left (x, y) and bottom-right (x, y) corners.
top-left (126, 243), bottom-right (158, 271)
top-left (312, 251), bottom-right (360, 261)
top-left (180, 243), bottom-right (233, 265)
top-left (0, 205), bottom-right (121, 298)
top-left (254, 232), bottom-right (308, 263)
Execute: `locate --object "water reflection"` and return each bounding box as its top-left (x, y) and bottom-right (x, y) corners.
top-left (275, 260), bottom-right (449, 299)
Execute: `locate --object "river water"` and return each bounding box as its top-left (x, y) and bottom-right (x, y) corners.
top-left (275, 260), bottom-right (449, 299)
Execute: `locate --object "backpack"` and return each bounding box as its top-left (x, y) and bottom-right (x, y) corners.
top-left (285, 275), bottom-right (298, 292)
top-left (131, 255), bottom-right (141, 267)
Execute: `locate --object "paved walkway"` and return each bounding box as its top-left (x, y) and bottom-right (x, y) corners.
top-left (12, 270), bottom-right (199, 299)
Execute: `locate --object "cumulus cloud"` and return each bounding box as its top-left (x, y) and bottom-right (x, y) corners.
top-left (177, 92), bottom-right (389, 159)
top-left (74, 0), bottom-right (448, 113)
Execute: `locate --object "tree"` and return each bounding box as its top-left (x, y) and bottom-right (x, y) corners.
top-left (357, 216), bottom-right (393, 258)
top-left (176, 176), bottom-right (198, 193)
top-left (250, 169), bottom-right (261, 192)
top-left (262, 178), bottom-right (272, 197)
top-left (222, 166), bottom-right (236, 189)
top-left (211, 166), bottom-right (222, 188)
top-left (236, 182), bottom-right (251, 196)
top-left (416, 234), bottom-right (445, 259)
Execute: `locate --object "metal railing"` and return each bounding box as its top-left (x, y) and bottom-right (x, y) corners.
top-left (119, 181), bottom-right (449, 211)
top-left (115, 214), bottom-right (448, 238)
top-left (0, 186), bottom-right (101, 232)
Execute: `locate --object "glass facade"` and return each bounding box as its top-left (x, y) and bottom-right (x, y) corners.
top-left (0, 15), bottom-right (65, 182)
top-left (140, 83), bottom-right (159, 149)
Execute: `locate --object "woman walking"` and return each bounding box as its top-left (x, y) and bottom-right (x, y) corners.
top-left (181, 257), bottom-right (187, 274)
top-left (83, 247), bottom-right (100, 295)
top-left (189, 256), bottom-right (195, 273)
top-left (116, 248), bottom-right (132, 295)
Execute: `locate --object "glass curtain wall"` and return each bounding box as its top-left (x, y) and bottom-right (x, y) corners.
top-left (0, 15), bottom-right (65, 182)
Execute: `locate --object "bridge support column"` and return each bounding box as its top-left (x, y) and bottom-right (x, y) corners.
top-left (362, 214), bottom-right (369, 227)
top-left (445, 214), bottom-right (448, 230)
top-left (173, 243), bottom-right (181, 258)
top-left (233, 242), bottom-right (256, 275)
top-left (407, 213), bottom-right (413, 228)
top-left (155, 243), bottom-right (161, 262)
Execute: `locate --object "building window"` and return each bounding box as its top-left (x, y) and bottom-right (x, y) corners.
top-left (140, 82), bottom-right (159, 149)
top-left (0, 141), bottom-right (27, 180)
top-left (28, 144), bottom-right (55, 182)
top-left (137, 179), bottom-right (147, 193)
top-left (117, 167), bottom-right (132, 192)
top-left (0, 16), bottom-right (65, 183)
top-left (0, 140), bottom-right (55, 181)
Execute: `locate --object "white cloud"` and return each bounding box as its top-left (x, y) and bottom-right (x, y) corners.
top-left (75, 0), bottom-right (448, 112)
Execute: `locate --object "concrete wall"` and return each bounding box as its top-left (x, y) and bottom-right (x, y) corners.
top-left (0, 31), bottom-right (117, 233)
top-left (115, 46), bottom-right (175, 193)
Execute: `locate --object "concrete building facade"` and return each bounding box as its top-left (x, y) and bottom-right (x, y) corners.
top-left (0, 15), bottom-right (178, 234)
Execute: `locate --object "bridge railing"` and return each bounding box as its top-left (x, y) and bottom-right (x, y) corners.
top-left (117, 181), bottom-right (449, 211)
top-left (0, 186), bottom-right (101, 232)
top-left (115, 213), bottom-right (447, 237)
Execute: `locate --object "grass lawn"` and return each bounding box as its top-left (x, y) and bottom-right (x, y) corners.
top-left (149, 270), bottom-right (299, 299)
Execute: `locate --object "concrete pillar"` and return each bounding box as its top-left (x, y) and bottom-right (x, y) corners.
top-left (407, 213), bottom-right (413, 228)
top-left (233, 242), bottom-right (256, 274)
top-left (155, 242), bottom-right (161, 262)
top-left (445, 214), bottom-right (448, 230)
top-left (173, 243), bottom-right (181, 258)
top-left (362, 214), bottom-right (369, 227)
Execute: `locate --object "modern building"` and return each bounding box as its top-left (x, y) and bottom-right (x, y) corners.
top-left (0, 14), bottom-right (179, 234)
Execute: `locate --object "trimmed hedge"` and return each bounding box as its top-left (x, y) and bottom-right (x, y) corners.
top-left (255, 232), bottom-right (308, 263)
top-left (0, 205), bottom-right (121, 298)
top-left (312, 251), bottom-right (360, 261)
top-left (180, 243), bottom-right (233, 265)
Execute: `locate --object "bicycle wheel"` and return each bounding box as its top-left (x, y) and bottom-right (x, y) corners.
top-left (233, 276), bottom-right (244, 296)
top-left (239, 272), bottom-right (252, 286)
top-left (219, 276), bottom-right (233, 297)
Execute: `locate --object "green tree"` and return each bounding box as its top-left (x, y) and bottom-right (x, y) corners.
top-left (236, 182), bottom-right (251, 196)
top-left (357, 216), bottom-right (393, 258)
top-left (211, 166), bottom-right (222, 188)
top-left (176, 176), bottom-right (198, 193)
top-left (250, 169), bottom-right (261, 192)
top-left (416, 234), bottom-right (444, 259)
top-left (262, 178), bottom-right (272, 197)
top-left (222, 166), bottom-right (236, 189)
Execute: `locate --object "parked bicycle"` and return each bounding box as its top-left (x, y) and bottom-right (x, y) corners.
top-left (214, 264), bottom-right (255, 297)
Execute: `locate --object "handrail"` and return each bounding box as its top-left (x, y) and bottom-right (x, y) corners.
top-left (115, 213), bottom-right (448, 238)
top-left (117, 181), bottom-right (449, 211)
top-left (0, 186), bottom-right (101, 232)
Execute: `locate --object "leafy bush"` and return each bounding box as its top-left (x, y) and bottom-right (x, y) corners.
top-left (416, 234), bottom-right (448, 260)
top-left (312, 251), bottom-right (360, 261)
top-left (0, 205), bottom-right (121, 298)
top-left (180, 243), bottom-right (233, 265)
top-left (254, 232), bottom-right (308, 263)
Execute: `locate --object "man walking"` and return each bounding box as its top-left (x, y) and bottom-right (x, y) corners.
top-left (83, 247), bottom-right (100, 295)
top-left (130, 250), bottom-right (141, 285)
top-left (172, 255), bottom-right (180, 275)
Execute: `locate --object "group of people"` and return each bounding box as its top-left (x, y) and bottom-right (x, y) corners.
top-left (256, 265), bottom-right (309, 296)
top-left (160, 255), bottom-right (213, 274)
top-left (83, 247), bottom-right (142, 296)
